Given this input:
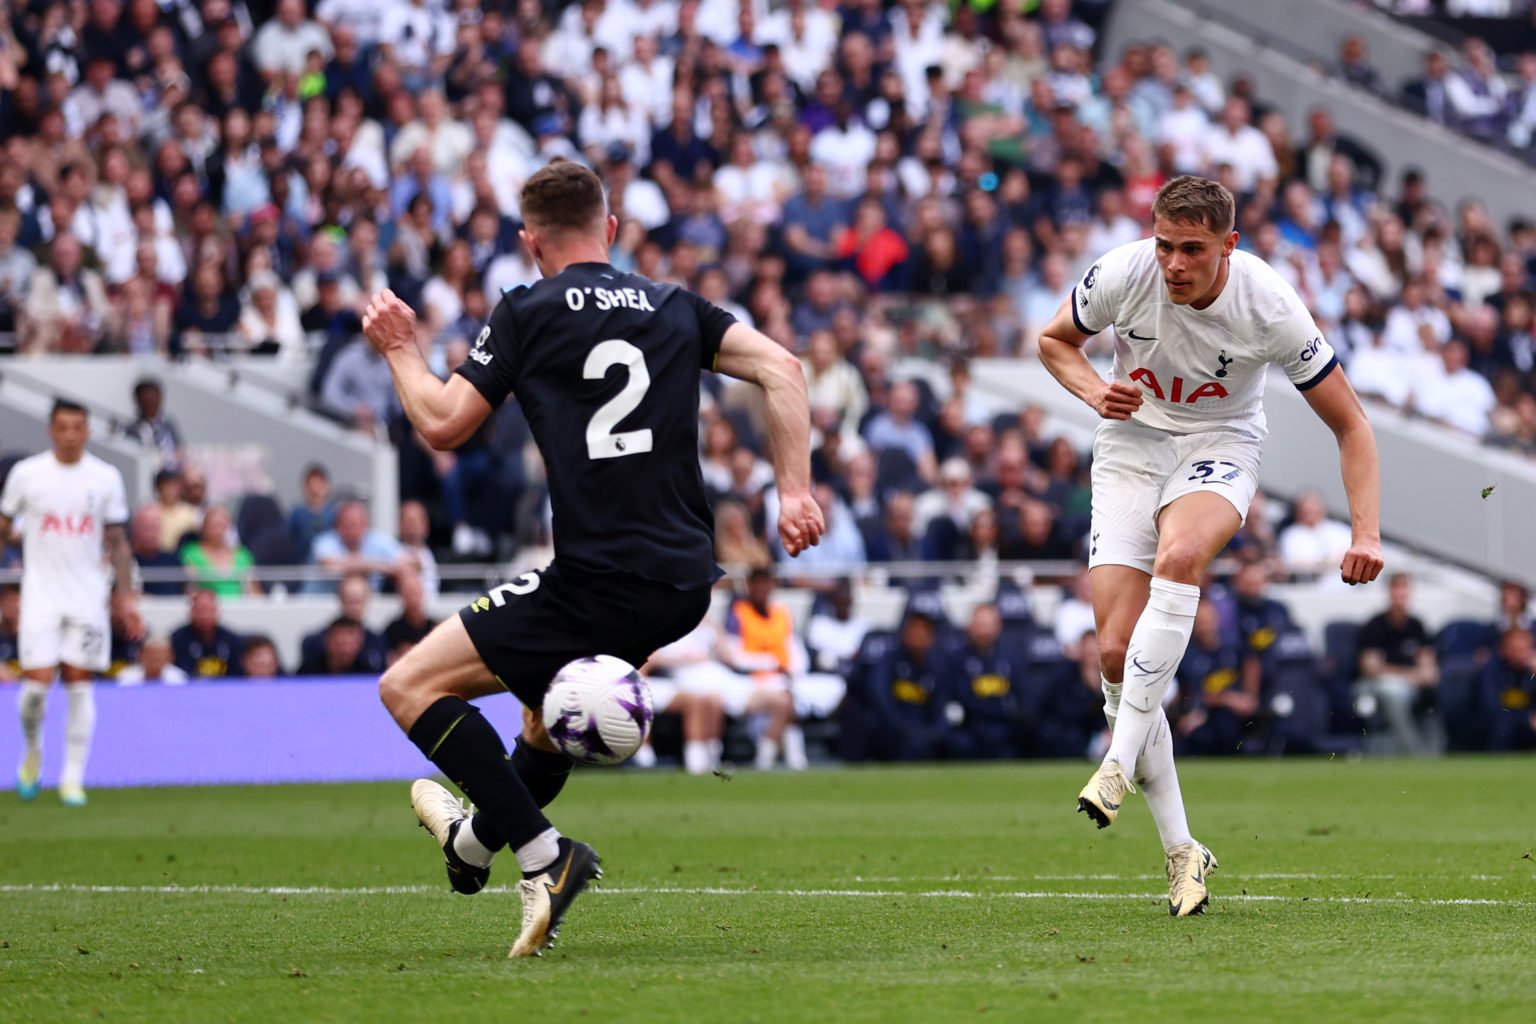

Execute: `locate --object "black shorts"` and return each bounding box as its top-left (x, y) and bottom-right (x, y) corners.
top-left (459, 562), bottom-right (712, 708)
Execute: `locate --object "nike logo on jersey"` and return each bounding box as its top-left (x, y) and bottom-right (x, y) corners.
top-left (1127, 328), bottom-right (1157, 341)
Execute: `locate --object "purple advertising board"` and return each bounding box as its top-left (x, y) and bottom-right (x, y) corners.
top-left (0, 677), bottom-right (530, 789)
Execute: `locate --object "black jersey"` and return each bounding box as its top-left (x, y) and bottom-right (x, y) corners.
top-left (455, 262), bottom-right (734, 587)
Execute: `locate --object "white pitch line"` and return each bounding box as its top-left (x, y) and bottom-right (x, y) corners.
top-left (0, 883), bottom-right (1529, 908)
top-left (850, 873), bottom-right (1490, 882)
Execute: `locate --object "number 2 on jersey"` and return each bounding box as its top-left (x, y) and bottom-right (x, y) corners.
top-left (584, 339), bottom-right (654, 460)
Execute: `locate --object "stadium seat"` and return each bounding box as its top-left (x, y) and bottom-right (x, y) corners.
top-left (1438, 655), bottom-right (1489, 752)
top-left (1435, 619), bottom-right (1497, 663)
top-left (1322, 621), bottom-right (1363, 686)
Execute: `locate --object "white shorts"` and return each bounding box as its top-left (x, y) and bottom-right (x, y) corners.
top-left (18, 602), bottom-right (111, 673)
top-left (672, 662), bottom-right (765, 717)
top-left (1088, 420), bottom-right (1261, 576)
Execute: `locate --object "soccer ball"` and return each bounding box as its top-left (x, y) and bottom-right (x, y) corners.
top-left (541, 655), bottom-right (654, 766)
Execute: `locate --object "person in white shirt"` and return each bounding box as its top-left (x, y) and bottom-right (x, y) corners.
top-left (0, 400), bottom-right (136, 807)
top-left (1040, 176), bottom-right (1383, 917)
top-left (252, 0), bottom-right (334, 79)
top-left (912, 458), bottom-right (993, 537)
top-left (1277, 491), bottom-right (1355, 577)
top-left (116, 635), bottom-right (189, 686)
top-left (617, 34), bottom-right (675, 128)
top-left (1412, 339), bottom-right (1496, 437)
top-left (1380, 278), bottom-right (1451, 356)
top-left (1054, 565), bottom-right (1098, 660)
top-left (809, 105), bottom-right (878, 202)
top-left (1157, 83), bottom-right (1210, 174)
top-left (1199, 97), bottom-right (1278, 194)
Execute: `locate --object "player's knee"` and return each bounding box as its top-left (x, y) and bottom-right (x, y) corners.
top-left (1097, 637), bottom-right (1129, 683)
top-left (378, 662), bottom-right (417, 720)
top-left (1153, 542), bottom-right (1207, 583)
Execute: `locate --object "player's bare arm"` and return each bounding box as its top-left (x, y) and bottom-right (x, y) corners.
top-left (0, 512), bottom-right (10, 561)
top-left (1301, 368), bottom-right (1385, 586)
top-left (362, 289), bottom-right (493, 450)
top-left (1038, 297), bottom-right (1143, 420)
top-left (714, 321), bottom-right (825, 556)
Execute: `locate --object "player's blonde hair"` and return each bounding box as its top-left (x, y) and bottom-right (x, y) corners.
top-left (1152, 175), bottom-right (1236, 235)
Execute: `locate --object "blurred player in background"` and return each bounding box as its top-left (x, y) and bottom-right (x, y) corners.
top-left (1039, 176), bottom-right (1384, 916)
top-left (363, 162), bottom-right (823, 958)
top-left (0, 400), bottom-right (136, 806)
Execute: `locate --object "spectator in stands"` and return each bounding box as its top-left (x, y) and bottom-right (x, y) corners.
top-left (1055, 565), bottom-right (1097, 659)
top-left (22, 232), bottom-right (109, 353)
top-left (862, 490), bottom-right (926, 565)
top-left (802, 330), bottom-right (869, 433)
top-left (1200, 96), bottom-right (1277, 196)
top-left (1229, 560), bottom-right (1294, 664)
top-left (240, 636), bottom-right (283, 680)
top-left (1446, 38), bottom-right (1509, 142)
top-left (1174, 602), bottom-right (1258, 755)
top-left (384, 567), bottom-right (437, 665)
top-left (174, 263), bottom-right (242, 357)
top-left (117, 634), bottom-right (188, 686)
top-left (153, 469), bottom-right (201, 555)
top-left (1482, 625), bottom-right (1536, 750)
top-left (237, 271), bottom-right (307, 361)
top-left (299, 572), bottom-right (388, 674)
top-left (0, 205), bottom-right (35, 340)
top-left (1001, 499), bottom-right (1076, 563)
top-left (253, 0), bottom-right (333, 80)
top-left (180, 506), bottom-right (255, 598)
top-left (1496, 580), bottom-right (1533, 634)
top-left (397, 500), bottom-right (439, 600)
top-left (721, 568), bottom-right (811, 770)
top-left (804, 578), bottom-right (870, 678)
top-left (1403, 49), bottom-right (1454, 125)
top-left (311, 500), bottom-right (409, 592)
top-left (1278, 491), bottom-right (1355, 578)
top-left (714, 497), bottom-right (772, 570)
top-left (863, 380), bottom-right (937, 485)
top-left (0, 585), bottom-right (17, 681)
top-left (863, 610), bottom-right (952, 761)
top-left (171, 589), bottom-right (244, 679)
top-left (319, 331), bottom-right (396, 433)
top-left (129, 503), bottom-right (183, 596)
top-left (123, 378), bottom-right (183, 471)
top-left (1296, 107), bottom-right (1382, 196)
top-left (1413, 339), bottom-right (1497, 437)
top-left (951, 602), bottom-right (1026, 759)
top-left (1356, 573), bottom-right (1441, 755)
top-left (299, 617), bottom-right (373, 676)
top-left (913, 457), bottom-right (992, 543)
top-left (779, 164), bottom-right (846, 279)
top-left (1036, 631), bottom-right (1108, 760)
top-left (288, 464), bottom-right (336, 561)
top-left (1335, 34), bottom-right (1383, 95)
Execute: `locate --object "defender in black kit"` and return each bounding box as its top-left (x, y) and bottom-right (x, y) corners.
top-left (361, 162), bottom-right (824, 959)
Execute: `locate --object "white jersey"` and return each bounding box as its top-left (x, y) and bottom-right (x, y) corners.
top-left (1071, 239), bottom-right (1338, 440)
top-left (0, 451), bottom-right (128, 610)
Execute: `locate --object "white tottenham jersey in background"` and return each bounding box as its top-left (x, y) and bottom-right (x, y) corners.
top-left (1071, 238), bottom-right (1338, 440)
top-left (0, 452), bottom-right (128, 610)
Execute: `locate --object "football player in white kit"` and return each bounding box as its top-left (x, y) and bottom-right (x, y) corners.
top-left (0, 400), bottom-right (136, 806)
top-left (1038, 177), bottom-right (1385, 916)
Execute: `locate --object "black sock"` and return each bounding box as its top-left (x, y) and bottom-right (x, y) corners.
top-left (407, 697), bottom-right (551, 853)
top-left (511, 741), bottom-right (574, 809)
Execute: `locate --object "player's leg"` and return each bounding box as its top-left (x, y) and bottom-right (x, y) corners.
top-left (1103, 491), bottom-right (1237, 780)
top-left (383, 615), bottom-right (586, 910)
top-left (748, 678), bottom-right (795, 770)
top-left (16, 607), bottom-right (64, 801)
top-left (57, 665), bottom-right (96, 806)
top-left (15, 667), bottom-right (53, 801)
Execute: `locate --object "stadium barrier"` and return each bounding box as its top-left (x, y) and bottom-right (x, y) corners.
top-left (0, 676), bottom-right (527, 789)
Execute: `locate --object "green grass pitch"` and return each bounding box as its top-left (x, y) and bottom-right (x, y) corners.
top-left (3, 758), bottom-right (1534, 1023)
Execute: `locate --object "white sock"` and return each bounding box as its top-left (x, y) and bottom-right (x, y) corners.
top-left (60, 683), bottom-right (96, 792)
top-left (452, 817), bottom-right (497, 868)
top-left (683, 740), bottom-right (711, 775)
top-left (755, 738), bottom-right (779, 771)
top-left (1105, 578), bottom-right (1200, 778)
top-left (513, 826), bottom-right (562, 874)
top-left (1101, 676), bottom-right (1122, 732)
top-left (706, 739), bottom-right (722, 769)
top-left (783, 725), bottom-right (808, 770)
top-left (1136, 707), bottom-right (1194, 852)
top-left (18, 681), bottom-right (48, 756)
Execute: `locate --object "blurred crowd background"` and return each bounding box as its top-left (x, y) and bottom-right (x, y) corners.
top-left (1, 0), bottom-right (1534, 762)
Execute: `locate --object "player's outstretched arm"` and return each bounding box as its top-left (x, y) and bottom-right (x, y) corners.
top-left (1038, 297), bottom-right (1143, 420)
top-left (1301, 368), bottom-right (1385, 586)
top-left (714, 322), bottom-right (824, 556)
top-left (362, 290), bottom-right (493, 450)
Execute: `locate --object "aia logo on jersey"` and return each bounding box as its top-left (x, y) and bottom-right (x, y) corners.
top-left (1129, 368), bottom-right (1229, 405)
top-left (39, 512), bottom-right (94, 536)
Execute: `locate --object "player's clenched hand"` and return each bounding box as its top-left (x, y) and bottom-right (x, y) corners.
top-left (1089, 381), bottom-right (1143, 420)
top-left (1340, 539), bottom-right (1384, 586)
top-left (778, 491), bottom-right (825, 558)
top-left (362, 289), bottom-right (417, 355)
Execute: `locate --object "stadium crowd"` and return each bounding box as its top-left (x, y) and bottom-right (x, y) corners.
top-left (1, 0), bottom-right (1535, 759)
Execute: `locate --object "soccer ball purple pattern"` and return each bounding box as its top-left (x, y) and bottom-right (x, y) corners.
top-left (541, 655), bottom-right (654, 765)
